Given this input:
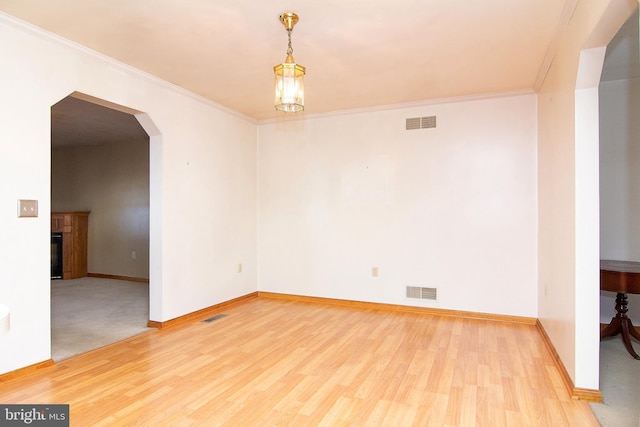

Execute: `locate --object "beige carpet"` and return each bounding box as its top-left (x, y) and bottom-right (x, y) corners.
top-left (590, 337), bottom-right (640, 427)
top-left (51, 277), bottom-right (152, 361)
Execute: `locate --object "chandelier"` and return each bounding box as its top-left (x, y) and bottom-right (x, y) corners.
top-left (273, 12), bottom-right (306, 112)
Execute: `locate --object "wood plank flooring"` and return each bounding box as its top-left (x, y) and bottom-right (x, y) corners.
top-left (0, 298), bottom-right (599, 426)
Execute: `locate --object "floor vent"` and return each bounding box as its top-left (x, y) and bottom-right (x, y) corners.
top-left (202, 314), bottom-right (228, 323)
top-left (405, 116), bottom-right (436, 130)
top-left (406, 286), bottom-right (438, 300)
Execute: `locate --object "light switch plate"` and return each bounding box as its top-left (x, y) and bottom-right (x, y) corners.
top-left (18, 199), bottom-right (38, 218)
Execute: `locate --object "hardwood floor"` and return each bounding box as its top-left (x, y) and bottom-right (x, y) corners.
top-left (0, 297), bottom-right (599, 426)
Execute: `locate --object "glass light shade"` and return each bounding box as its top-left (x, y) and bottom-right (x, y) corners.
top-left (274, 57), bottom-right (305, 113)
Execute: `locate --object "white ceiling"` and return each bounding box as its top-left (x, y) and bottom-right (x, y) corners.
top-left (1, 0), bottom-right (573, 122)
top-left (3, 0), bottom-right (638, 147)
top-left (51, 96), bottom-right (149, 147)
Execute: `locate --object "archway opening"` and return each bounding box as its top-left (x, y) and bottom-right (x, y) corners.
top-left (49, 92), bottom-right (162, 360)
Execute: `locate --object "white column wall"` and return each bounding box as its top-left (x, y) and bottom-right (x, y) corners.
top-left (537, 0), bottom-right (636, 391)
top-left (575, 47), bottom-right (607, 391)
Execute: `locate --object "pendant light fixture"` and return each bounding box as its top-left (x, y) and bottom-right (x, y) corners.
top-left (274, 12), bottom-right (305, 113)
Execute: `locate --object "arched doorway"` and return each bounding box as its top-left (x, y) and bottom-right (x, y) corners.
top-left (50, 92), bottom-right (161, 360)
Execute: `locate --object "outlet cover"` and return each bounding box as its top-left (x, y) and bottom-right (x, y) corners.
top-left (18, 199), bottom-right (38, 218)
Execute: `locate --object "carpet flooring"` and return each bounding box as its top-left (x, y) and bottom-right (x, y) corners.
top-left (51, 277), bottom-right (152, 361)
top-left (590, 336), bottom-right (640, 427)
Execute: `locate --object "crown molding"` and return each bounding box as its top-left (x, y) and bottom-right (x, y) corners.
top-left (258, 89), bottom-right (536, 125)
top-left (533, 0), bottom-right (579, 91)
top-left (0, 12), bottom-right (257, 125)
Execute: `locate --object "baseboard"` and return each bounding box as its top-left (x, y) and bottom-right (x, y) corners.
top-left (536, 320), bottom-right (602, 403)
top-left (147, 292), bottom-right (259, 329)
top-left (257, 292), bottom-right (537, 325)
top-left (572, 387), bottom-right (604, 402)
top-left (87, 273), bottom-right (149, 283)
top-left (0, 359), bottom-right (54, 383)
top-left (148, 290), bottom-right (534, 330)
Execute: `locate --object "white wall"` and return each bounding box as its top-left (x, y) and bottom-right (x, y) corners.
top-left (52, 139), bottom-right (151, 279)
top-left (600, 77), bottom-right (640, 324)
top-left (0, 15), bottom-right (257, 374)
top-left (258, 94), bottom-right (539, 317)
top-left (537, 0), bottom-right (636, 391)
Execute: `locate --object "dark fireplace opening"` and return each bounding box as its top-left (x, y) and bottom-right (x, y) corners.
top-left (51, 232), bottom-right (63, 280)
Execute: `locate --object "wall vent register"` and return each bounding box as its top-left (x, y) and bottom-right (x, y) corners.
top-left (406, 286), bottom-right (438, 300)
top-left (405, 116), bottom-right (436, 130)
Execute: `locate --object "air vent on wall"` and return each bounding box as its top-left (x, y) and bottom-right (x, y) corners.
top-left (406, 286), bottom-right (438, 300)
top-left (405, 116), bottom-right (436, 130)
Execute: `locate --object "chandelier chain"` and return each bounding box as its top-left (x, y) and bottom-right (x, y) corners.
top-left (287, 29), bottom-right (293, 56)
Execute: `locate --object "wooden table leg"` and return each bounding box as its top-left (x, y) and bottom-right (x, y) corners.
top-left (620, 319), bottom-right (640, 360)
top-left (600, 292), bottom-right (640, 360)
top-left (600, 315), bottom-right (621, 339)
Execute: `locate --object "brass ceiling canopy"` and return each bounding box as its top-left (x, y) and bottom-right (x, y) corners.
top-left (279, 12), bottom-right (299, 31)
